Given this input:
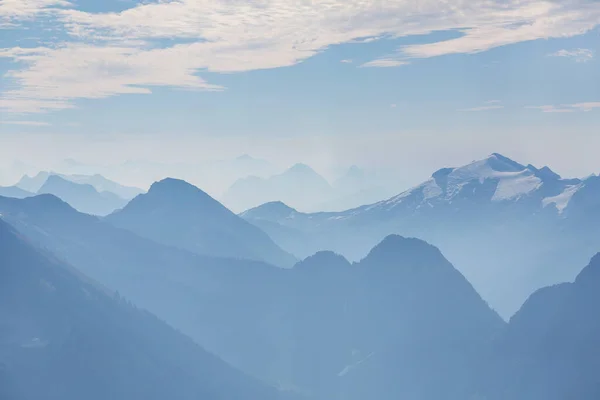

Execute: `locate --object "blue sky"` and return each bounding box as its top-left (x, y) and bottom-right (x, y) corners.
top-left (0, 0), bottom-right (599, 187)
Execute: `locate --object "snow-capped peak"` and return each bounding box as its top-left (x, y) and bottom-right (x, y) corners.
top-left (373, 154), bottom-right (555, 211)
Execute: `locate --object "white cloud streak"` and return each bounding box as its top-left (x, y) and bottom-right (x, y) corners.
top-left (0, 120), bottom-right (51, 126)
top-left (1, 0), bottom-right (600, 113)
top-left (548, 48), bottom-right (594, 62)
top-left (527, 102), bottom-right (600, 113)
top-left (460, 105), bottom-right (505, 112)
top-left (360, 59), bottom-right (410, 68)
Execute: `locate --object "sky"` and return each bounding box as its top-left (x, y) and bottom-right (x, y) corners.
top-left (0, 0), bottom-right (599, 189)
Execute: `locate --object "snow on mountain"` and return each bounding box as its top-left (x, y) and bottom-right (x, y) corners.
top-left (542, 183), bottom-right (583, 213)
top-left (353, 153), bottom-right (582, 216)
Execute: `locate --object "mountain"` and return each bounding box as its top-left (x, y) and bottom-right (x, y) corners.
top-left (0, 218), bottom-right (296, 400)
top-left (483, 254), bottom-right (600, 400)
top-left (37, 175), bottom-right (128, 216)
top-left (241, 153), bottom-right (600, 318)
top-left (341, 236), bottom-right (503, 400)
top-left (16, 171), bottom-right (51, 192)
top-left (16, 171), bottom-right (144, 200)
top-left (0, 193), bottom-right (297, 387)
top-left (222, 163), bottom-right (334, 212)
top-left (319, 166), bottom-right (397, 211)
top-left (0, 195), bottom-right (504, 398)
top-left (61, 173), bottom-right (144, 199)
top-left (0, 185), bottom-right (34, 199)
top-left (106, 178), bottom-right (296, 267)
top-left (284, 235), bottom-right (503, 400)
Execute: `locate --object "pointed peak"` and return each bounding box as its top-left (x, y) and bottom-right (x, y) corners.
top-left (483, 153), bottom-right (526, 172)
top-left (534, 165), bottom-right (561, 181)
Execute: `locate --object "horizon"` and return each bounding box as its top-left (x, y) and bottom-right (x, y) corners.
top-left (1, 0), bottom-right (599, 192)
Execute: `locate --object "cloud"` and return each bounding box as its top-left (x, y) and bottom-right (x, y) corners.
top-left (361, 59), bottom-right (409, 68)
top-left (1, 0), bottom-right (600, 113)
top-left (548, 48), bottom-right (594, 62)
top-left (461, 100), bottom-right (505, 112)
top-left (527, 102), bottom-right (600, 113)
top-left (0, 0), bottom-right (70, 25)
top-left (0, 120), bottom-right (51, 126)
top-left (571, 102), bottom-right (600, 111)
top-left (340, 59), bottom-right (353, 64)
top-left (461, 105), bottom-right (505, 112)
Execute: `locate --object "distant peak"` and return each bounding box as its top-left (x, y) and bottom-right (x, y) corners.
top-left (241, 201), bottom-right (297, 218)
top-left (484, 153), bottom-right (526, 172)
top-left (528, 165), bottom-right (561, 181)
top-left (145, 178), bottom-right (217, 204)
top-left (23, 193), bottom-right (77, 213)
top-left (262, 201), bottom-right (296, 212)
top-left (294, 251), bottom-right (351, 270)
top-left (363, 234), bottom-right (445, 266)
top-left (150, 178), bottom-right (198, 192)
top-left (287, 163), bottom-right (316, 173)
top-left (236, 154), bottom-right (254, 161)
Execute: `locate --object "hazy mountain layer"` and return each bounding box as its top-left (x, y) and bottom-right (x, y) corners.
top-left (0, 218), bottom-right (295, 400)
top-left (242, 153), bottom-right (600, 318)
top-left (106, 178), bottom-right (297, 267)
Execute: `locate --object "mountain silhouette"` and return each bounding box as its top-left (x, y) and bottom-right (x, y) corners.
top-left (15, 171), bottom-right (51, 192)
top-left (483, 253), bottom-right (600, 400)
top-left (0, 218), bottom-right (297, 400)
top-left (242, 153), bottom-right (600, 318)
top-left (106, 178), bottom-right (296, 267)
top-left (287, 235), bottom-right (503, 399)
top-left (0, 185), bottom-right (34, 199)
top-left (62, 173), bottom-right (144, 199)
top-left (222, 163), bottom-right (334, 212)
top-left (0, 193), bottom-right (296, 386)
top-left (37, 175), bottom-right (128, 216)
top-left (0, 196), bottom-right (505, 398)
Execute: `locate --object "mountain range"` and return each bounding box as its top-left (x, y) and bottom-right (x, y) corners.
top-left (241, 153), bottom-right (600, 318)
top-left (0, 191), bottom-right (503, 398)
top-left (3, 190), bottom-right (599, 399)
top-left (0, 218), bottom-right (296, 400)
top-left (105, 178), bottom-right (296, 267)
top-left (2, 153), bottom-right (600, 399)
top-left (16, 171), bottom-right (144, 199)
top-left (222, 163), bottom-right (334, 212)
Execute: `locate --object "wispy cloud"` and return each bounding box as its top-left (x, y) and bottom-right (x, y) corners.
top-left (1, 0), bottom-right (600, 113)
top-left (1, 120), bottom-right (51, 126)
top-left (361, 59), bottom-right (409, 68)
top-left (460, 100), bottom-right (504, 112)
top-left (0, 0), bottom-right (71, 25)
top-left (340, 59), bottom-right (353, 64)
top-left (527, 102), bottom-right (600, 113)
top-left (548, 48), bottom-right (594, 62)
